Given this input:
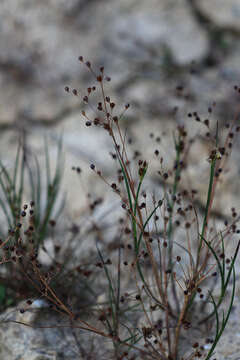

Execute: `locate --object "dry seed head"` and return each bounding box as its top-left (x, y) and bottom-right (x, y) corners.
top-left (49, 220), bottom-right (56, 227)
top-left (94, 118), bottom-right (100, 125)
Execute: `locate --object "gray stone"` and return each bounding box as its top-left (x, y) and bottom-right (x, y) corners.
top-left (198, 0), bottom-right (240, 31)
top-left (0, 0), bottom-right (108, 125)
top-left (106, 0), bottom-right (208, 66)
top-left (0, 0), bottom-right (209, 125)
top-left (0, 302), bottom-right (114, 359)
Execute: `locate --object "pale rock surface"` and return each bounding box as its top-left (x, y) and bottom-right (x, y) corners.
top-left (198, 0), bottom-right (240, 31)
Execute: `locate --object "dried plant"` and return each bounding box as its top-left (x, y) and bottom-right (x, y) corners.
top-left (1, 58), bottom-right (240, 360)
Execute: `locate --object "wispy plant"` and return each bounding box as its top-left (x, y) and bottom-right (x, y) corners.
top-left (0, 59), bottom-right (239, 360)
top-left (64, 58), bottom-right (240, 359)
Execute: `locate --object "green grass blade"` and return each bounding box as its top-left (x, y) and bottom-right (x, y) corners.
top-left (137, 201), bottom-right (162, 251)
top-left (96, 242), bottom-right (117, 329)
top-left (205, 266), bottom-right (236, 360)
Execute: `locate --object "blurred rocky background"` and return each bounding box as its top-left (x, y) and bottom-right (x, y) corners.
top-left (1, 0), bottom-right (240, 359)
top-left (1, 0), bottom-right (240, 215)
top-left (1, 0), bottom-right (240, 209)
